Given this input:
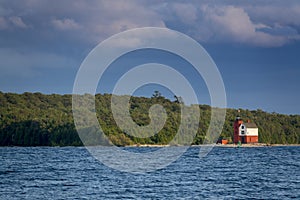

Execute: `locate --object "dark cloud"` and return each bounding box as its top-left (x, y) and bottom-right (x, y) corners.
top-left (1, 0), bottom-right (300, 50)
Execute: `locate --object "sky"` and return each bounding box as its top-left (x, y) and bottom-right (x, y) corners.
top-left (0, 0), bottom-right (300, 114)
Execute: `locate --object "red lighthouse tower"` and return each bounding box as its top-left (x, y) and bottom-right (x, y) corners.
top-left (233, 117), bottom-right (243, 144)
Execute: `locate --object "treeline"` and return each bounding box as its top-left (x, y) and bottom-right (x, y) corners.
top-left (0, 91), bottom-right (299, 146)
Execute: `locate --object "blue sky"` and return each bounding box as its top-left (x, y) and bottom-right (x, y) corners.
top-left (0, 0), bottom-right (300, 114)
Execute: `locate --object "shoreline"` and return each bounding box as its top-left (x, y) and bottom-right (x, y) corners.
top-left (125, 143), bottom-right (300, 148)
top-left (1, 143), bottom-right (300, 148)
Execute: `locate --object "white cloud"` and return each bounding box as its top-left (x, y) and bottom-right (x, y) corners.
top-left (51, 18), bottom-right (81, 30)
top-left (172, 3), bottom-right (197, 23)
top-left (32, 1), bottom-right (165, 44)
top-left (152, 1), bottom-right (300, 47)
top-left (245, 4), bottom-right (300, 27)
top-left (205, 6), bottom-right (287, 47)
top-left (101, 27), bottom-right (178, 49)
top-left (9, 16), bottom-right (27, 28)
top-left (0, 16), bottom-right (27, 29)
top-left (83, 1), bottom-right (166, 43)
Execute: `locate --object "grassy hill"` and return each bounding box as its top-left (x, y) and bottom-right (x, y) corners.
top-left (0, 92), bottom-right (299, 146)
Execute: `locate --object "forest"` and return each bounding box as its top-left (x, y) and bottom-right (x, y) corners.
top-left (0, 91), bottom-right (299, 146)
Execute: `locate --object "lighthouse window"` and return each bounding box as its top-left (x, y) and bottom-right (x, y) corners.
top-left (241, 130), bottom-right (245, 134)
top-left (241, 125), bottom-right (244, 129)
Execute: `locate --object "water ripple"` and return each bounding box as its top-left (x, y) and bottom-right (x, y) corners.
top-left (0, 146), bottom-right (299, 199)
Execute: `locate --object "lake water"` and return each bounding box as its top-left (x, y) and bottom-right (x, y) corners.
top-left (0, 146), bottom-right (299, 199)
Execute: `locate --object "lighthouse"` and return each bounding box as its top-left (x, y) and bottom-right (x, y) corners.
top-left (233, 117), bottom-right (243, 143)
top-left (233, 116), bottom-right (259, 144)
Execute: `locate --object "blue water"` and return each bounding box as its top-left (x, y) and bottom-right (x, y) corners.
top-left (0, 146), bottom-right (299, 199)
